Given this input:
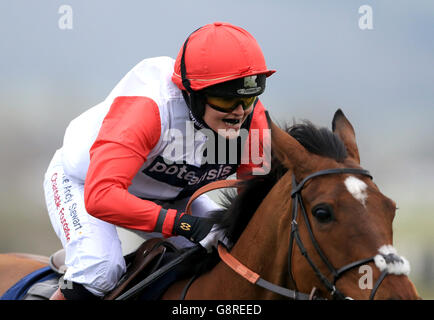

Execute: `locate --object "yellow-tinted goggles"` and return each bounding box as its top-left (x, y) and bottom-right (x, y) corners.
top-left (206, 96), bottom-right (256, 113)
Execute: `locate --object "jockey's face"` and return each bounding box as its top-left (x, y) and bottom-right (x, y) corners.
top-left (203, 101), bottom-right (254, 139)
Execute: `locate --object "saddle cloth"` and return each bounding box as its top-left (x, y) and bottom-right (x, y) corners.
top-left (0, 266), bottom-right (58, 300)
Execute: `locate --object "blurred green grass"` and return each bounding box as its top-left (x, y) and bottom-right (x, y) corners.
top-left (393, 205), bottom-right (434, 299)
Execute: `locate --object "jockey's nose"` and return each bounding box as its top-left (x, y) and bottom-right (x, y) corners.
top-left (231, 104), bottom-right (245, 116)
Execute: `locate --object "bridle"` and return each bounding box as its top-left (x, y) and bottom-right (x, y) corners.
top-left (287, 167), bottom-right (389, 300)
top-left (183, 168), bottom-right (396, 300)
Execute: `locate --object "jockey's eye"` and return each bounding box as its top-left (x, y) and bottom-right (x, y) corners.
top-left (312, 204), bottom-right (334, 223)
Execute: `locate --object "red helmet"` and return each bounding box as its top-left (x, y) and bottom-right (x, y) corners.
top-left (172, 22), bottom-right (275, 94)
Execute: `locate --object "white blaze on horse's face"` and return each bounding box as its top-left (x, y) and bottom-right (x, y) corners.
top-left (344, 176), bottom-right (368, 207)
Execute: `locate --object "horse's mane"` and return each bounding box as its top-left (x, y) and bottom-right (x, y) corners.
top-left (190, 120), bottom-right (347, 272)
top-left (288, 121), bottom-right (347, 163)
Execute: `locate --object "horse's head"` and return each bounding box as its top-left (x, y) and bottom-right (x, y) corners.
top-left (270, 109), bottom-right (420, 300)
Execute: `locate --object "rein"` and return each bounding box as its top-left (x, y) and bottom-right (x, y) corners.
top-left (184, 179), bottom-right (318, 300)
top-left (217, 242), bottom-right (318, 300)
top-left (183, 169), bottom-right (392, 300)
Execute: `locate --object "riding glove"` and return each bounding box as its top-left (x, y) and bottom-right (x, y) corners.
top-left (199, 224), bottom-right (232, 253)
top-left (173, 213), bottom-right (214, 243)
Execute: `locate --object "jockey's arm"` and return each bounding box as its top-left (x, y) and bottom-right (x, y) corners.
top-left (84, 96), bottom-right (178, 237)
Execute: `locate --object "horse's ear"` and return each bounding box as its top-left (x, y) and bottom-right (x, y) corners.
top-left (270, 119), bottom-right (310, 170)
top-left (332, 109), bottom-right (360, 164)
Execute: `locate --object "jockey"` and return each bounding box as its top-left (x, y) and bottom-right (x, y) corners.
top-left (44, 22), bottom-right (275, 300)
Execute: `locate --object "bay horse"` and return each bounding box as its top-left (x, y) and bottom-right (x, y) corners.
top-left (0, 109), bottom-right (420, 300)
top-left (162, 109), bottom-right (420, 300)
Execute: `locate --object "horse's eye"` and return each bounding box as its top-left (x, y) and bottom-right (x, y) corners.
top-left (312, 205), bottom-right (334, 223)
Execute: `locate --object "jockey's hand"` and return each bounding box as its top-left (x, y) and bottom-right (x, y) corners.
top-left (199, 225), bottom-right (231, 253)
top-left (173, 214), bottom-right (214, 243)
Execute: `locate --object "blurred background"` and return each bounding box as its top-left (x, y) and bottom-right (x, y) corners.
top-left (1, 1), bottom-right (433, 298)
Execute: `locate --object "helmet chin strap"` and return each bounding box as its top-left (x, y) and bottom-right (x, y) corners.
top-left (188, 110), bottom-right (207, 130)
top-left (182, 90), bottom-right (210, 130)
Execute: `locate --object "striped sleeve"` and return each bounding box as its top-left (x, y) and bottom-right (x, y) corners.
top-left (83, 96), bottom-right (177, 237)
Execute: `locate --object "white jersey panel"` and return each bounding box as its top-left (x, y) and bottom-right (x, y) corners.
top-left (61, 101), bottom-right (110, 182)
top-left (60, 57), bottom-right (181, 183)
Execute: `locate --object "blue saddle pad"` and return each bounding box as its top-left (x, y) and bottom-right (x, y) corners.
top-left (0, 266), bottom-right (58, 300)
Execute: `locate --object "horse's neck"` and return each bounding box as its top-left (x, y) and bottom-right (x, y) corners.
top-left (191, 178), bottom-right (293, 299)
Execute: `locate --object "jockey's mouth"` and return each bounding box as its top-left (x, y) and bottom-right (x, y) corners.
top-left (222, 118), bottom-right (242, 125)
top-left (221, 116), bottom-right (245, 131)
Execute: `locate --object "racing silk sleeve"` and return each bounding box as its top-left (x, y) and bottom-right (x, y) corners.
top-left (236, 99), bottom-right (271, 180)
top-left (84, 96), bottom-right (178, 237)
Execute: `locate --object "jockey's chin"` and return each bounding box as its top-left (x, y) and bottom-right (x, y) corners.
top-left (217, 128), bottom-right (241, 140)
top-left (203, 104), bottom-right (253, 139)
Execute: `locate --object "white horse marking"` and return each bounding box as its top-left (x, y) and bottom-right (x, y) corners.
top-left (344, 176), bottom-right (368, 207)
